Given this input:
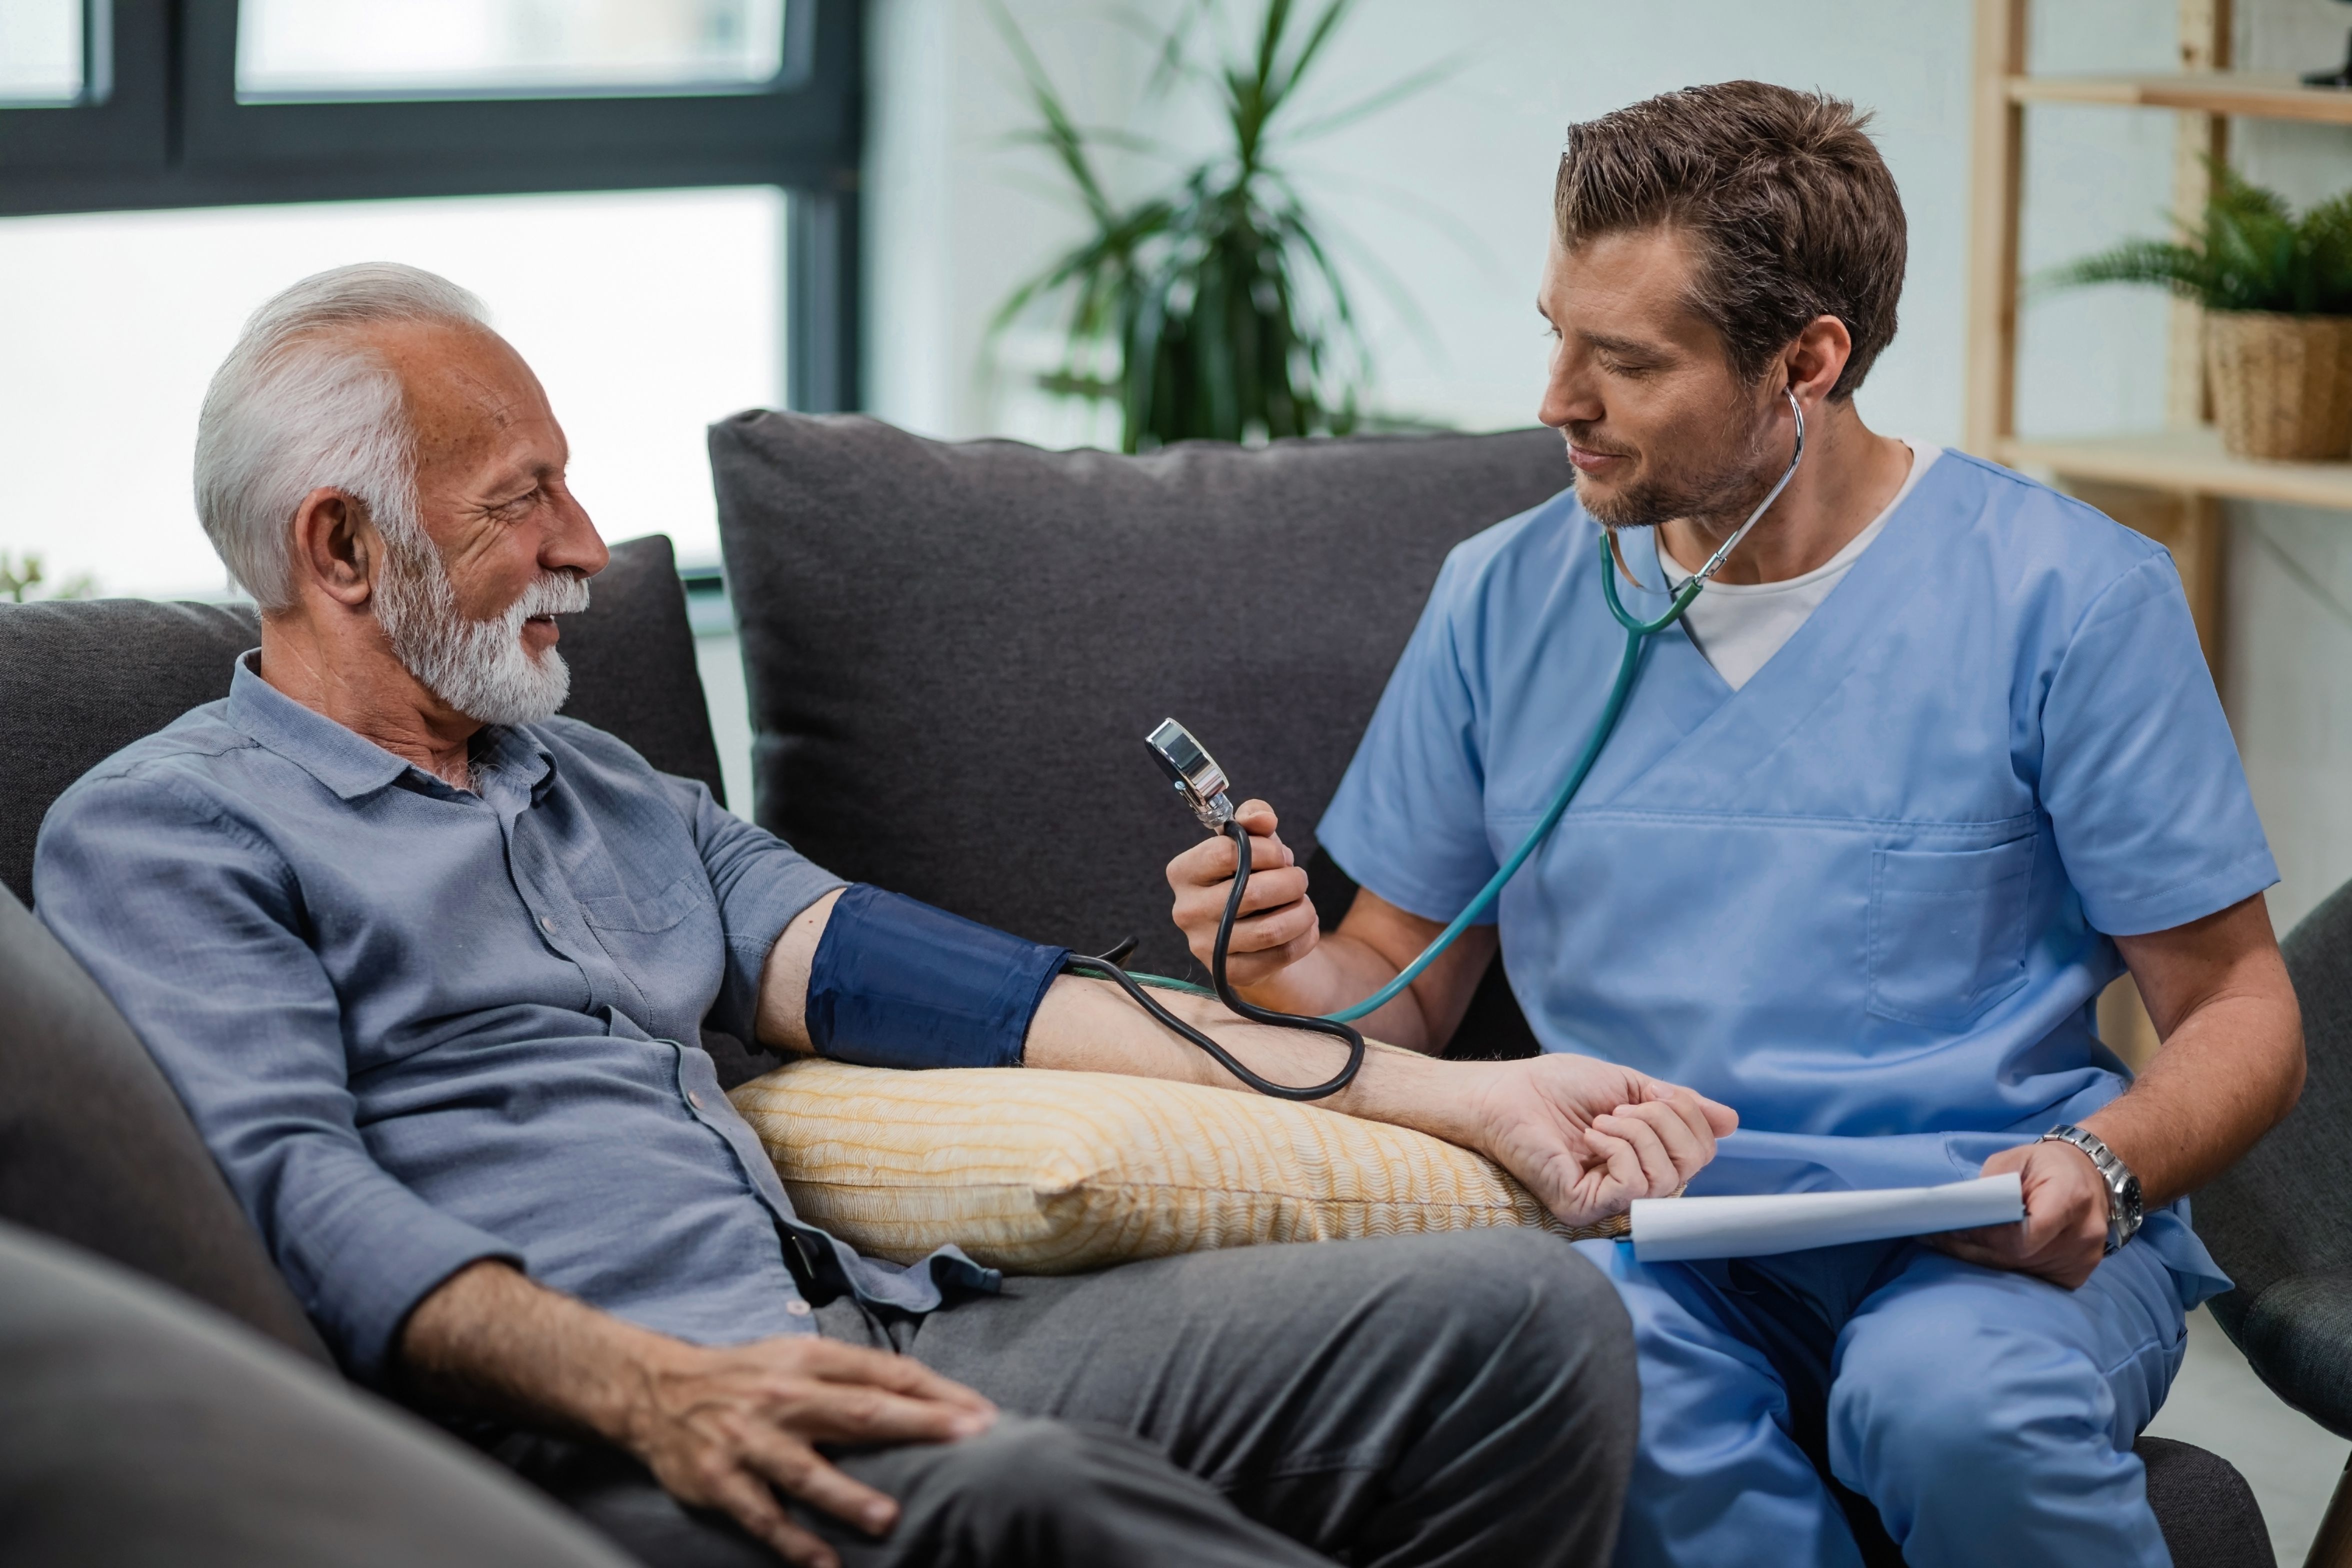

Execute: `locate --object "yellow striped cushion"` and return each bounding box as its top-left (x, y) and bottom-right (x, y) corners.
top-left (728, 1058), bottom-right (1626, 1274)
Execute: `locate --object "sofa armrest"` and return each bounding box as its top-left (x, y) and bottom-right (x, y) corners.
top-left (2230, 1269), bottom-right (2352, 1440)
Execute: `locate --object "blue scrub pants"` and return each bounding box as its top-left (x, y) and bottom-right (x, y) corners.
top-left (1576, 1236), bottom-right (2190, 1568)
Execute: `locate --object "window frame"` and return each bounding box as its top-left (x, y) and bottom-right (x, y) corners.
top-left (0, 0), bottom-right (860, 410)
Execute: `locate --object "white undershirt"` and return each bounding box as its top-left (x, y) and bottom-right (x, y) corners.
top-left (1659, 440), bottom-right (1940, 691)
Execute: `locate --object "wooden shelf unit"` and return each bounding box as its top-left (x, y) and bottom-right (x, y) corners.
top-left (2006, 69), bottom-right (2352, 125)
top-left (1968, 0), bottom-right (2352, 676)
top-left (1997, 427), bottom-right (2352, 510)
top-left (1968, 0), bottom-right (2352, 1100)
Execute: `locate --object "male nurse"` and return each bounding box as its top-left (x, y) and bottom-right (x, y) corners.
top-left (1164, 80), bottom-right (2304, 1568)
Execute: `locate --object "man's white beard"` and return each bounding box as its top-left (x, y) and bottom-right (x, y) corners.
top-left (375, 534), bottom-right (590, 728)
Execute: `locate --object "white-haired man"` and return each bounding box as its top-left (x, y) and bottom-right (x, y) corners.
top-left (32, 264), bottom-right (1736, 1568)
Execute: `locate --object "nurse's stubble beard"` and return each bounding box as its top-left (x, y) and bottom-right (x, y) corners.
top-left (1572, 382), bottom-right (1784, 541)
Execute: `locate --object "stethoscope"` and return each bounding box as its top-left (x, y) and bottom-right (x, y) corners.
top-left (1080, 388), bottom-right (1808, 1098)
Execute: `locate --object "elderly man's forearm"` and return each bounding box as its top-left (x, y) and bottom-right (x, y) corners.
top-left (1021, 974), bottom-right (1484, 1146)
top-left (400, 1260), bottom-right (671, 1445)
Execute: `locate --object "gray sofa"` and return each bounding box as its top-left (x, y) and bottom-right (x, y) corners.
top-left (0, 420), bottom-right (2296, 1566)
top-left (2200, 882), bottom-right (2352, 1562)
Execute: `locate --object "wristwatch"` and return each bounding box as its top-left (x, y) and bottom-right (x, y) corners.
top-left (2040, 1124), bottom-right (2144, 1254)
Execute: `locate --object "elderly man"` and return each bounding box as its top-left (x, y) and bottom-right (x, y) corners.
top-left (32, 264), bottom-right (1736, 1568)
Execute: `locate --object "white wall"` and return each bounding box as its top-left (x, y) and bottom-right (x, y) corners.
top-left (864, 0), bottom-right (1156, 444)
top-left (863, 0), bottom-right (2352, 932)
top-left (866, 0), bottom-right (1979, 446)
top-left (2224, 2), bottom-right (2352, 932)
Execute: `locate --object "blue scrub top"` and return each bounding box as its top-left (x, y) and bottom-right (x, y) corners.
top-left (1318, 451), bottom-right (2275, 1301)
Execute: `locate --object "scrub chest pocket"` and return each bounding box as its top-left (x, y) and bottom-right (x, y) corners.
top-left (1865, 838), bottom-right (2036, 1030)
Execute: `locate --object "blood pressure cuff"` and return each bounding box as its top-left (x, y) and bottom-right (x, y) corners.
top-left (803, 884), bottom-right (1068, 1070)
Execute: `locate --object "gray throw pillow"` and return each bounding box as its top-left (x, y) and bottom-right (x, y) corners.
top-left (710, 414), bottom-right (1570, 978)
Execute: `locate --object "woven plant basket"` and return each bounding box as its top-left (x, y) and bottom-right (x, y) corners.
top-left (2204, 310), bottom-right (2352, 461)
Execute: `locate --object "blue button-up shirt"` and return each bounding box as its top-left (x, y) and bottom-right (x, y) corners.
top-left (34, 654), bottom-right (994, 1382)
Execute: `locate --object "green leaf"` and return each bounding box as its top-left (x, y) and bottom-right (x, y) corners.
top-left (2050, 156), bottom-right (2352, 314)
top-left (1282, 50), bottom-right (1470, 144)
top-left (986, 0), bottom-right (1117, 226)
top-left (994, 0), bottom-right (1395, 450)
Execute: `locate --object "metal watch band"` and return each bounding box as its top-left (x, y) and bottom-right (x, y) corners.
top-left (2040, 1124), bottom-right (2144, 1254)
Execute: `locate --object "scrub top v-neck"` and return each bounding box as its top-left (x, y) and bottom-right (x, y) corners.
top-left (1316, 450), bottom-right (2274, 1300)
top-left (1660, 439), bottom-right (1939, 691)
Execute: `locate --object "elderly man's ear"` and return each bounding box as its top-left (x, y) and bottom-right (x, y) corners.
top-left (290, 487), bottom-right (383, 610)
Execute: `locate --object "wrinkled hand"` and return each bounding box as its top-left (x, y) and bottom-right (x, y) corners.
top-left (1930, 1140), bottom-right (2110, 1289)
top-left (622, 1335), bottom-right (997, 1568)
top-left (1164, 799), bottom-right (1318, 987)
top-left (1462, 1054), bottom-right (1738, 1226)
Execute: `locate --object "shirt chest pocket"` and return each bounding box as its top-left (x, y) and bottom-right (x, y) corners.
top-left (1865, 838), bottom-right (2035, 1030)
top-left (578, 871), bottom-right (707, 934)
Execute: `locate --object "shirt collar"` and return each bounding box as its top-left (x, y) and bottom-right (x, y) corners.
top-left (223, 650), bottom-right (552, 802)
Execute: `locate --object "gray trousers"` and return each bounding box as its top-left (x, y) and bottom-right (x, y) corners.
top-left (508, 1228), bottom-right (1636, 1567)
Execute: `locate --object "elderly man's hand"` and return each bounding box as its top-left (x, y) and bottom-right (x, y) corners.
top-left (1019, 982), bottom-right (1736, 1228)
top-left (400, 1261), bottom-right (996, 1568)
top-left (621, 1334), bottom-right (996, 1566)
top-left (1458, 1055), bottom-right (1738, 1226)
top-left (1929, 1140), bottom-right (2110, 1288)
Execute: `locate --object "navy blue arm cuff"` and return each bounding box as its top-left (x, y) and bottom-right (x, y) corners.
top-left (804, 885), bottom-right (1068, 1070)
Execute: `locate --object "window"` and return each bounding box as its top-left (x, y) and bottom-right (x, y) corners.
top-left (0, 1), bottom-right (858, 408)
top-left (0, 0), bottom-right (88, 104)
top-left (0, 186), bottom-right (784, 598)
top-left (0, 4), bottom-right (835, 812)
top-left (236, 0), bottom-right (788, 102)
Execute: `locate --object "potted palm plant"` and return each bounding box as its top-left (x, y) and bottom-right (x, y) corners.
top-left (2050, 164), bottom-right (2352, 461)
top-left (990, 0), bottom-right (1444, 452)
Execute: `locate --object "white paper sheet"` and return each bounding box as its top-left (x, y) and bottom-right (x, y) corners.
top-left (1628, 1174), bottom-right (2024, 1263)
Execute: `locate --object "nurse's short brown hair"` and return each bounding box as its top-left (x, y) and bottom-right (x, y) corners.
top-left (1554, 80), bottom-right (1905, 400)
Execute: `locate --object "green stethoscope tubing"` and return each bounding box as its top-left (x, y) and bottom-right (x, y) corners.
top-left (1315, 560), bottom-right (1688, 1021)
top-left (1136, 388), bottom-right (1807, 1026)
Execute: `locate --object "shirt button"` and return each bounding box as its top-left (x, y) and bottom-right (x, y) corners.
top-left (538, 916), bottom-right (554, 934)
top-left (786, 1298), bottom-right (812, 1318)
top-left (687, 1091), bottom-right (704, 1110)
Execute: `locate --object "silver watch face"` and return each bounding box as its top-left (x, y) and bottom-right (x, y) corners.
top-left (2048, 1126), bottom-right (2142, 1244)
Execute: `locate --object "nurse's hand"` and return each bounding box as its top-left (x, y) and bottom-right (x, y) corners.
top-left (1165, 800), bottom-right (1320, 986)
top-left (1929, 1141), bottom-right (2110, 1289)
top-left (1467, 1056), bottom-right (1739, 1226)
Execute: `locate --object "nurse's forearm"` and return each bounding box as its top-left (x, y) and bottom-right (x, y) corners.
top-left (1238, 929), bottom-right (1448, 1052)
top-left (1218, 922), bottom-right (1494, 1054)
top-left (2079, 994), bottom-right (2302, 1205)
top-left (2092, 895), bottom-right (2304, 1206)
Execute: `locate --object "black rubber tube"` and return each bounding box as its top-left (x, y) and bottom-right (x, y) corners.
top-left (1061, 818), bottom-right (1364, 1102)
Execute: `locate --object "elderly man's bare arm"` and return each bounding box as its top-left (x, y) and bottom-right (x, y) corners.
top-left (752, 890), bottom-right (1736, 1226)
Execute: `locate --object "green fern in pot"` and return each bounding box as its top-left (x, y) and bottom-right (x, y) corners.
top-left (2050, 164), bottom-right (2352, 460)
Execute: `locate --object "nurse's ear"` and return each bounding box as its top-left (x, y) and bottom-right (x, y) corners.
top-left (1778, 314), bottom-right (1854, 410)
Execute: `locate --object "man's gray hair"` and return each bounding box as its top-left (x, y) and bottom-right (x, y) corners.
top-left (194, 262), bottom-right (488, 612)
